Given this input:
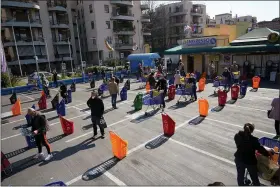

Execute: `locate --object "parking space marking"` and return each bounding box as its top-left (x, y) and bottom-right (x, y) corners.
top-left (226, 104), bottom-right (267, 112)
top-left (1, 113), bottom-right (88, 141)
top-left (205, 118), bottom-right (275, 136)
top-left (65, 118), bottom-right (130, 143)
top-left (65, 115), bottom-right (197, 185)
top-left (19, 93), bottom-right (35, 101)
top-left (169, 138), bottom-right (235, 165)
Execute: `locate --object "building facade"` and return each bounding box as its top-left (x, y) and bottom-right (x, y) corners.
top-left (1, 0), bottom-right (77, 75)
top-left (73, 0), bottom-right (150, 66)
top-left (258, 18), bottom-right (280, 31)
top-left (152, 1), bottom-right (207, 52)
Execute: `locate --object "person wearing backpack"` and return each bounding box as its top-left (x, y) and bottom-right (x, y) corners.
top-left (27, 108), bottom-right (52, 161)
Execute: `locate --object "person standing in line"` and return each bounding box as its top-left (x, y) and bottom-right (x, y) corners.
top-left (174, 70), bottom-right (182, 88)
top-left (148, 72), bottom-right (156, 90)
top-left (234, 123), bottom-right (274, 186)
top-left (87, 91), bottom-right (105, 139)
top-left (27, 108), bottom-right (52, 161)
top-left (53, 70), bottom-right (58, 88)
top-left (155, 75), bottom-right (167, 110)
top-left (187, 73), bottom-right (197, 101)
top-left (108, 77), bottom-right (119, 109)
top-left (269, 97), bottom-right (280, 138)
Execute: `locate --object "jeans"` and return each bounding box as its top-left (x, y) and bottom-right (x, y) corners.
top-left (160, 92), bottom-right (166, 108)
top-left (111, 94), bottom-right (117, 107)
top-left (235, 158), bottom-right (260, 186)
top-left (91, 116), bottom-right (104, 136)
top-left (275, 120), bottom-right (280, 135)
top-left (35, 133), bottom-right (51, 154)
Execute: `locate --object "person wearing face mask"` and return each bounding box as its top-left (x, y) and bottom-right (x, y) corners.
top-left (187, 73), bottom-right (197, 101)
top-left (155, 75), bottom-right (167, 110)
top-left (222, 67), bottom-right (231, 90)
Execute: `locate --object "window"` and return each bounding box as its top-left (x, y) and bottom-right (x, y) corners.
top-left (91, 21), bottom-right (94, 29)
top-left (109, 51), bottom-right (113, 58)
top-left (106, 21), bottom-right (110, 29)
top-left (92, 38), bottom-right (96, 45)
top-left (89, 4), bottom-right (93, 13)
top-left (104, 5), bottom-right (109, 13)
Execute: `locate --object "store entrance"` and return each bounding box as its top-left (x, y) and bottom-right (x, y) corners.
top-left (187, 55), bottom-right (194, 73)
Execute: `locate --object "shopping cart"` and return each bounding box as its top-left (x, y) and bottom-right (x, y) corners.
top-left (98, 83), bottom-right (109, 97)
top-left (213, 76), bottom-right (229, 95)
top-left (244, 137), bottom-right (280, 186)
top-left (175, 83), bottom-right (193, 104)
top-left (143, 90), bottom-right (164, 116)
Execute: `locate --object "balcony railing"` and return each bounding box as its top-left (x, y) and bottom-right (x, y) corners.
top-left (170, 9), bottom-right (188, 16)
top-left (110, 0), bottom-right (133, 6)
top-left (50, 20), bottom-right (69, 25)
top-left (190, 9), bottom-right (203, 15)
top-left (112, 11), bottom-right (133, 17)
top-left (1, 17), bottom-right (42, 24)
top-left (47, 1), bottom-right (67, 8)
top-left (53, 37), bottom-right (70, 42)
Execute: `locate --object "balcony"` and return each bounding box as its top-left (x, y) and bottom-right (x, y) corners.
top-left (1, 0), bottom-right (40, 9)
top-left (170, 21), bottom-right (187, 27)
top-left (170, 9), bottom-right (188, 17)
top-left (2, 37), bottom-right (45, 47)
top-left (110, 0), bottom-right (133, 6)
top-left (113, 27), bottom-right (134, 35)
top-left (114, 43), bottom-right (134, 50)
top-left (111, 12), bottom-right (134, 21)
top-left (47, 1), bottom-right (67, 12)
top-left (141, 14), bottom-right (150, 23)
top-left (191, 9), bottom-right (203, 16)
top-left (142, 28), bottom-right (151, 36)
top-left (50, 20), bottom-right (69, 29)
top-left (53, 38), bottom-right (70, 45)
top-left (1, 17), bottom-right (42, 28)
top-left (140, 4), bottom-right (149, 10)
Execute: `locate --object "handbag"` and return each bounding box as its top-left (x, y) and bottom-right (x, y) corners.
top-left (100, 116), bottom-right (107, 128)
top-left (267, 109), bottom-right (272, 118)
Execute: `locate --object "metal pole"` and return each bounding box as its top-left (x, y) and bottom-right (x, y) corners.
top-left (68, 38), bottom-right (73, 72)
top-left (12, 17), bottom-right (23, 76)
top-left (27, 11), bottom-right (39, 73)
top-left (44, 37), bottom-right (51, 72)
top-left (76, 16), bottom-right (83, 73)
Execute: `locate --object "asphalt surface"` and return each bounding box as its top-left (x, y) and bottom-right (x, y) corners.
top-left (1, 78), bottom-right (279, 186)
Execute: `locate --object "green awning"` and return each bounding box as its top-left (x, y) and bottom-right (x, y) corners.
top-left (164, 44), bottom-right (280, 55)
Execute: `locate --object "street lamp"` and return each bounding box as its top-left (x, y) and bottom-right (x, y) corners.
top-left (74, 13), bottom-right (83, 74)
top-left (68, 38), bottom-right (74, 73)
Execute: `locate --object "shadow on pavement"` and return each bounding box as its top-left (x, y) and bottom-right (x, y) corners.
top-left (1, 134), bottom-right (66, 180)
top-left (39, 138), bottom-right (96, 166)
top-left (211, 106), bottom-right (225, 112)
top-left (21, 98), bottom-right (40, 105)
top-left (82, 157), bottom-right (120, 181)
top-left (41, 108), bottom-right (55, 113)
top-left (208, 93), bottom-right (218, 98)
top-left (145, 135), bottom-right (169, 149)
top-left (82, 123), bottom-right (92, 131)
top-left (226, 99), bottom-right (237, 104)
top-left (238, 95), bottom-right (245, 99)
top-left (47, 116), bottom-right (59, 121)
top-left (188, 116), bottom-right (205, 125)
top-left (250, 88), bottom-right (258, 92)
top-left (130, 108), bottom-right (160, 124)
top-left (168, 100), bottom-right (194, 110)
top-left (126, 109), bottom-right (139, 115)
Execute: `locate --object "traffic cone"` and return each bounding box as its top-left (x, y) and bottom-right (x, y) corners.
top-left (11, 99), bottom-right (22, 116)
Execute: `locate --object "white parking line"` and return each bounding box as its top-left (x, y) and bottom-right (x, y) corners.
top-left (1, 113), bottom-right (88, 141)
top-left (65, 114), bottom-right (197, 185)
top-left (226, 104), bottom-right (267, 112)
top-left (205, 118), bottom-right (275, 136)
top-left (169, 138), bottom-right (235, 165)
top-left (19, 93), bottom-right (35, 101)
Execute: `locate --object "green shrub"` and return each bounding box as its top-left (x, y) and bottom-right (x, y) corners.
top-left (1, 73), bottom-right (25, 88)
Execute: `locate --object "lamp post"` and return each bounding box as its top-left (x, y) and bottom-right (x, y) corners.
top-left (44, 37), bottom-right (51, 72)
top-left (75, 14), bottom-right (83, 74)
top-left (68, 38), bottom-right (73, 72)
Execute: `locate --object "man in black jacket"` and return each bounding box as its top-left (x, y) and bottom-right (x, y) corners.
top-left (27, 108), bottom-right (52, 161)
top-left (234, 123), bottom-right (274, 186)
top-left (87, 91), bottom-right (105, 139)
top-left (155, 75), bottom-right (167, 110)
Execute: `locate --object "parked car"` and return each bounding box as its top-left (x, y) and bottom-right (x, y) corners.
top-left (28, 71), bottom-right (61, 84)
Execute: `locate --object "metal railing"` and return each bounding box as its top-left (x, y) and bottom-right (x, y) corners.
top-left (47, 1), bottom-right (67, 8)
top-left (1, 17), bottom-right (42, 24)
top-left (113, 27), bottom-right (134, 32)
top-left (112, 11), bottom-right (133, 17)
top-left (50, 20), bottom-right (69, 25)
top-left (2, 36), bottom-right (45, 42)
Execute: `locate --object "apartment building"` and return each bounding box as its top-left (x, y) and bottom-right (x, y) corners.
top-left (73, 0), bottom-right (150, 66)
top-left (1, 0), bottom-right (77, 75)
top-left (206, 15), bottom-right (216, 28)
top-left (258, 18), bottom-right (280, 31)
top-left (215, 13), bottom-right (257, 28)
top-left (153, 1), bottom-right (207, 50)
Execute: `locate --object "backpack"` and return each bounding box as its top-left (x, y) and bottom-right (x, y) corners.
top-left (41, 115), bottom-right (50, 132)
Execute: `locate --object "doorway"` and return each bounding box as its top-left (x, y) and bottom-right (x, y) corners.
top-left (187, 55), bottom-right (194, 73)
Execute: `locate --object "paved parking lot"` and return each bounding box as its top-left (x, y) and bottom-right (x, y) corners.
top-left (1, 79), bottom-right (279, 186)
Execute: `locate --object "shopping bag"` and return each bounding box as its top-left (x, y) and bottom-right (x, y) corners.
top-left (100, 116), bottom-right (107, 128)
top-left (267, 109), bottom-right (272, 118)
top-left (257, 154), bottom-right (279, 180)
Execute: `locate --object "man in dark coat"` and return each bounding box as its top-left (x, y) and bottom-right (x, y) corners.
top-left (87, 91), bottom-right (105, 139)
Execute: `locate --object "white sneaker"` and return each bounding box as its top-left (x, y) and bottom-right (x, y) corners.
top-left (34, 153), bottom-right (44, 159)
top-left (44, 154), bottom-right (53, 161)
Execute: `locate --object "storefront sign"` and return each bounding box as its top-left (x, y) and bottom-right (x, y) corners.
top-left (181, 37), bottom-right (217, 48)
